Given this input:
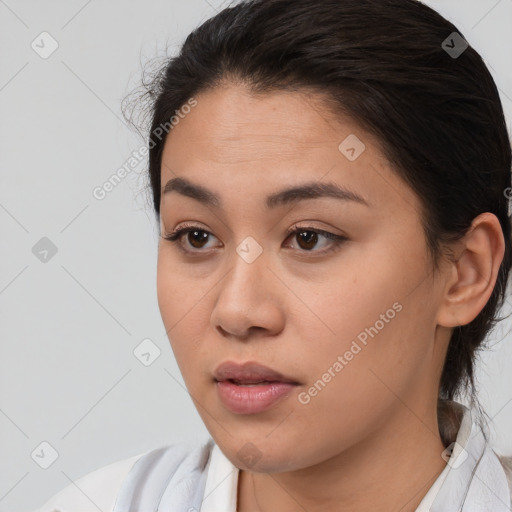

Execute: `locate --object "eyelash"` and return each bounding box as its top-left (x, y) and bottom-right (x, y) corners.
top-left (162, 223), bottom-right (348, 256)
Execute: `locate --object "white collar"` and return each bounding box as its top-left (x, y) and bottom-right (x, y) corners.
top-left (199, 404), bottom-right (511, 511)
top-left (426, 404), bottom-right (511, 511)
top-left (200, 442), bottom-right (238, 512)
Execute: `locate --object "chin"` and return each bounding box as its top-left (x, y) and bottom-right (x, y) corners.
top-left (216, 436), bottom-right (309, 473)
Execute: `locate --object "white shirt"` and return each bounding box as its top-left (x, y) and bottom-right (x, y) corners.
top-left (34, 403), bottom-right (512, 512)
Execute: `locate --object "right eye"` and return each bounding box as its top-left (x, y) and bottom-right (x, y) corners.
top-left (162, 224), bottom-right (222, 253)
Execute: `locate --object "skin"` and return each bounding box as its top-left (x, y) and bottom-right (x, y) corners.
top-left (156, 83), bottom-right (505, 511)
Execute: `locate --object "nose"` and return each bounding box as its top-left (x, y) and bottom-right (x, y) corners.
top-left (210, 248), bottom-right (285, 340)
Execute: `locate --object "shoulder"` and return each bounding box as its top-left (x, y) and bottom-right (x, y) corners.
top-left (497, 454), bottom-right (512, 495)
top-left (33, 451), bottom-right (145, 512)
top-left (33, 439), bottom-right (215, 512)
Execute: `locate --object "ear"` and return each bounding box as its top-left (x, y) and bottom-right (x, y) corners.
top-left (436, 212), bottom-right (505, 328)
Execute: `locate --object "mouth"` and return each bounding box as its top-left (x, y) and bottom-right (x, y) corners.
top-left (223, 378), bottom-right (285, 386)
top-left (213, 360), bottom-right (300, 385)
top-left (213, 361), bottom-right (300, 414)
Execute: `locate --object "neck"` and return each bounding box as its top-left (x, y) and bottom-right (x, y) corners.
top-left (237, 403), bottom-right (453, 512)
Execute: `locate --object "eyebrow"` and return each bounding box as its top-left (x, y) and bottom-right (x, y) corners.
top-left (162, 176), bottom-right (370, 209)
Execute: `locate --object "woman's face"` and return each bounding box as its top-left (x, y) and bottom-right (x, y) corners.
top-left (157, 83), bottom-right (451, 472)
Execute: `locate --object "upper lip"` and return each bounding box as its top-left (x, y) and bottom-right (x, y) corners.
top-left (214, 361), bottom-right (299, 384)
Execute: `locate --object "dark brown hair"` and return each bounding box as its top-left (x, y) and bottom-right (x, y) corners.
top-left (124, 0), bottom-right (512, 442)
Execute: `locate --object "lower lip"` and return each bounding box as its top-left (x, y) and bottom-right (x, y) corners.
top-left (216, 380), bottom-right (297, 414)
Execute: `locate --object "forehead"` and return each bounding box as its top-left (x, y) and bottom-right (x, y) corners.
top-left (164, 84), bottom-right (362, 158)
top-left (159, 84), bottom-right (421, 217)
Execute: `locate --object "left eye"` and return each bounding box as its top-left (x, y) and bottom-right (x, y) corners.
top-left (285, 227), bottom-right (347, 253)
top-left (162, 225), bottom-right (348, 255)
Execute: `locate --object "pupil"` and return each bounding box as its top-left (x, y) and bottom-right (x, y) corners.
top-left (298, 230), bottom-right (317, 250)
top-left (189, 230), bottom-right (208, 248)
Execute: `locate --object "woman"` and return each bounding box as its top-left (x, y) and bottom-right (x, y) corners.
top-left (35, 0), bottom-right (512, 510)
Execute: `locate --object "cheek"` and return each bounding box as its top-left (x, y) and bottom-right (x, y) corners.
top-left (278, 309), bottom-right (418, 467)
top-left (156, 250), bottom-right (193, 326)
top-left (156, 249), bottom-right (171, 309)
top-left (156, 251), bottom-right (214, 376)
top-left (292, 250), bottom-right (428, 409)
top-left (157, 254), bottom-right (192, 357)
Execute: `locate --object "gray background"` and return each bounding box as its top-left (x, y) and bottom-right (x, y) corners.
top-left (1, 1), bottom-right (511, 511)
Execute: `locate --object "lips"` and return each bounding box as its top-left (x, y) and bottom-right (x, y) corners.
top-left (213, 360), bottom-right (300, 385)
top-left (214, 361), bottom-right (300, 414)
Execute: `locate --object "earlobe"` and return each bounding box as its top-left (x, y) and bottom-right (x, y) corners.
top-left (436, 212), bottom-right (505, 328)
